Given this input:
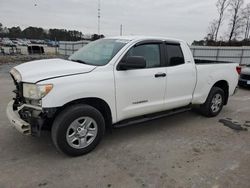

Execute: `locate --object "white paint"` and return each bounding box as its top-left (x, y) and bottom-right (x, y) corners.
top-left (12, 36), bottom-right (239, 123)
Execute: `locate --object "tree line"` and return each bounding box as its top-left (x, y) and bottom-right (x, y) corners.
top-left (0, 23), bottom-right (104, 41)
top-left (193, 0), bottom-right (250, 46)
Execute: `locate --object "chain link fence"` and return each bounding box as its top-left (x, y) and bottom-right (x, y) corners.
top-left (191, 46), bottom-right (250, 65)
top-left (58, 41), bottom-right (250, 65)
top-left (59, 40), bottom-right (90, 56)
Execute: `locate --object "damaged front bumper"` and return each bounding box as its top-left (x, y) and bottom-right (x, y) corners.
top-left (6, 100), bottom-right (55, 136)
top-left (6, 101), bottom-right (32, 135)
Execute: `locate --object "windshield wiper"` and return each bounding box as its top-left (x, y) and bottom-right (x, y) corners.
top-left (70, 59), bottom-right (88, 64)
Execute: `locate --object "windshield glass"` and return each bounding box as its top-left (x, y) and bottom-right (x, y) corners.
top-left (69, 39), bottom-right (130, 66)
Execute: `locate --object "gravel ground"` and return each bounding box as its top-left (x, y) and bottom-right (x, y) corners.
top-left (0, 62), bottom-right (250, 188)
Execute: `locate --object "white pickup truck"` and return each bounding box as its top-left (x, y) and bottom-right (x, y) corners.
top-left (6, 36), bottom-right (239, 156)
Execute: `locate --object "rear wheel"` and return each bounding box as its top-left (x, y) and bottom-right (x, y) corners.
top-left (199, 87), bottom-right (225, 117)
top-left (51, 104), bottom-right (105, 156)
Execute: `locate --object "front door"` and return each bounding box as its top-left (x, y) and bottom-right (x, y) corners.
top-left (114, 42), bottom-right (167, 121)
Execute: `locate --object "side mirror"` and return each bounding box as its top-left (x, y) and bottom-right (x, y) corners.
top-left (118, 56), bottom-right (146, 70)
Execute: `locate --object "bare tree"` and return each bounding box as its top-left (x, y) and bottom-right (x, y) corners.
top-left (214, 0), bottom-right (230, 41)
top-left (207, 20), bottom-right (218, 40)
top-left (228, 0), bottom-right (245, 42)
top-left (243, 3), bottom-right (250, 39)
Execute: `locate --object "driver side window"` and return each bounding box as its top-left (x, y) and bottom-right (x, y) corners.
top-left (126, 44), bottom-right (161, 68)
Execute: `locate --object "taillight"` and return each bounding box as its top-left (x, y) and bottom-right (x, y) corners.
top-left (236, 66), bottom-right (241, 75)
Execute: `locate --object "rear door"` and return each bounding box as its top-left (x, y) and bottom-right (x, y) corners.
top-left (114, 41), bottom-right (167, 121)
top-left (164, 42), bottom-right (196, 109)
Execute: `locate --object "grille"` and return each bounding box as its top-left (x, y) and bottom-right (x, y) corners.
top-left (240, 74), bottom-right (250, 80)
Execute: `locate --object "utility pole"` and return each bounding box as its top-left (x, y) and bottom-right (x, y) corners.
top-left (98, 0), bottom-right (101, 35)
top-left (120, 24), bottom-right (123, 36)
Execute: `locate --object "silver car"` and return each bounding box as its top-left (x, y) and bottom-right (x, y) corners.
top-left (239, 65), bottom-right (250, 87)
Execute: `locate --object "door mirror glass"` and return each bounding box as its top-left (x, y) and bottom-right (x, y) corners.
top-left (119, 56), bottom-right (146, 70)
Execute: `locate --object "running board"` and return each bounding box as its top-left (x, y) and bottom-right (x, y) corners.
top-left (113, 106), bottom-right (191, 128)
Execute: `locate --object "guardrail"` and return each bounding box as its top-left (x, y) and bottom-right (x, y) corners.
top-left (191, 46), bottom-right (250, 65)
top-left (58, 41), bottom-right (250, 65)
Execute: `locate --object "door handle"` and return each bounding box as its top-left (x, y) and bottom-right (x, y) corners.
top-left (155, 73), bottom-right (166, 78)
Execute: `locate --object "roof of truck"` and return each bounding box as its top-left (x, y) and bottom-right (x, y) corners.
top-left (107, 35), bottom-right (185, 43)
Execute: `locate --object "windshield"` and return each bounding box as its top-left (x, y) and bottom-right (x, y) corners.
top-left (69, 39), bottom-right (130, 66)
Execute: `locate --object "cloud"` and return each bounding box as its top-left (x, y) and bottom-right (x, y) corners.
top-left (0, 0), bottom-right (219, 43)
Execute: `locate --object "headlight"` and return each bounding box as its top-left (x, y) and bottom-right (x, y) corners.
top-left (10, 68), bottom-right (22, 82)
top-left (23, 83), bottom-right (53, 100)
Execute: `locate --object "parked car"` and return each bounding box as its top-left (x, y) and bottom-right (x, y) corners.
top-left (1, 38), bottom-right (16, 47)
top-left (6, 36), bottom-right (239, 156)
top-left (12, 40), bottom-right (23, 46)
top-left (47, 40), bottom-right (59, 47)
top-left (30, 39), bottom-right (45, 45)
top-left (238, 65), bottom-right (250, 88)
top-left (16, 39), bottom-right (28, 46)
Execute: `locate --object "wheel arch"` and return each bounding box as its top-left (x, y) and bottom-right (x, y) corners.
top-left (212, 80), bottom-right (229, 105)
top-left (57, 97), bottom-right (113, 130)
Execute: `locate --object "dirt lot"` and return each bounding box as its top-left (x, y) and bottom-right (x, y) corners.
top-left (0, 62), bottom-right (250, 188)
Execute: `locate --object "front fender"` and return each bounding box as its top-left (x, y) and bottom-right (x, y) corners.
top-left (39, 69), bottom-right (117, 123)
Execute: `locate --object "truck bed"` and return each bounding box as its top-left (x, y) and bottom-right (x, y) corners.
top-left (192, 62), bottom-right (239, 105)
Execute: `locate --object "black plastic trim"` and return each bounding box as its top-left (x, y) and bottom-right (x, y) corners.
top-left (113, 105), bottom-right (191, 128)
top-left (155, 73), bottom-right (167, 78)
top-left (194, 59), bottom-right (236, 64)
top-left (135, 40), bottom-right (164, 46)
top-left (165, 41), bottom-right (180, 45)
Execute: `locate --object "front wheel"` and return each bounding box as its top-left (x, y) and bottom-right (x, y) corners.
top-left (199, 87), bottom-right (225, 117)
top-left (51, 104), bottom-right (105, 156)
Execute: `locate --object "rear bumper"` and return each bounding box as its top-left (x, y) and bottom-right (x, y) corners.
top-left (6, 101), bottom-right (31, 135)
top-left (238, 78), bottom-right (250, 87)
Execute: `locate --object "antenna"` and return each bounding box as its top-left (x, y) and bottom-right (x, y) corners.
top-left (98, 0), bottom-right (101, 35)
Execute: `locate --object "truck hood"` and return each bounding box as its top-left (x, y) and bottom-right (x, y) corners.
top-left (13, 58), bottom-right (96, 83)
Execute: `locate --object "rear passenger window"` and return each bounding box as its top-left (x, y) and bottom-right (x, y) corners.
top-left (166, 44), bottom-right (185, 66)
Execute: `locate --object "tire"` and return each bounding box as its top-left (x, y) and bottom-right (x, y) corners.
top-left (199, 87), bottom-right (225, 117)
top-left (51, 104), bottom-right (105, 156)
